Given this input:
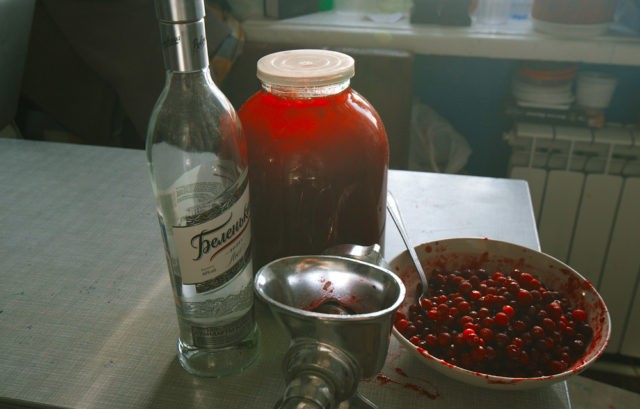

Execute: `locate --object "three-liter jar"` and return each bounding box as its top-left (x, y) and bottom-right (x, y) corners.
top-left (239, 49), bottom-right (389, 269)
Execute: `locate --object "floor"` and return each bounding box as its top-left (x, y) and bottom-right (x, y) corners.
top-left (568, 357), bottom-right (640, 409)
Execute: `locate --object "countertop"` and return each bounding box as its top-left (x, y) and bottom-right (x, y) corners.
top-left (0, 138), bottom-right (570, 408)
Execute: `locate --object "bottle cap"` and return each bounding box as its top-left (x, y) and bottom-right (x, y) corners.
top-left (155, 0), bottom-right (205, 23)
top-left (257, 49), bottom-right (355, 87)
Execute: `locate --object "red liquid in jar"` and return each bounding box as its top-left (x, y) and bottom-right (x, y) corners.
top-left (239, 87), bottom-right (388, 268)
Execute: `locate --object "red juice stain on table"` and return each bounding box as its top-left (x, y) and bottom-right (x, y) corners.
top-left (373, 368), bottom-right (440, 400)
top-left (239, 85), bottom-right (388, 268)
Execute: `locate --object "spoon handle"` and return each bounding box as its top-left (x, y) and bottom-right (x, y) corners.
top-left (386, 191), bottom-right (429, 293)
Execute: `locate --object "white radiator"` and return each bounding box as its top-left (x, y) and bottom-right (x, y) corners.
top-left (505, 122), bottom-right (640, 358)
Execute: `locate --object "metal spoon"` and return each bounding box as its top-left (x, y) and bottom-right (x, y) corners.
top-left (386, 191), bottom-right (429, 307)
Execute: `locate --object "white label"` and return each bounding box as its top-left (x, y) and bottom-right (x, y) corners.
top-left (173, 185), bottom-right (251, 285)
top-left (191, 312), bottom-right (254, 348)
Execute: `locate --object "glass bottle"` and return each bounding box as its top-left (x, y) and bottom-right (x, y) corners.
top-left (239, 49), bottom-right (389, 269)
top-left (146, 0), bottom-right (258, 377)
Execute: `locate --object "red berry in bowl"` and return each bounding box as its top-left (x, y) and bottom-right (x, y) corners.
top-left (495, 312), bottom-right (510, 326)
top-left (572, 309), bottom-right (587, 322)
top-left (394, 267), bottom-right (595, 378)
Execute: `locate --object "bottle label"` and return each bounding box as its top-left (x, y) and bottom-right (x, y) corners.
top-left (159, 19), bottom-right (208, 72)
top-left (191, 312), bottom-right (254, 348)
top-left (173, 185), bottom-right (251, 285)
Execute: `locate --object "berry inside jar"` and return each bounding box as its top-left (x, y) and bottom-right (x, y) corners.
top-left (394, 268), bottom-right (594, 378)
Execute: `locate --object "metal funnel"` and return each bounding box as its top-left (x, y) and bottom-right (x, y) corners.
top-left (255, 254), bottom-right (405, 409)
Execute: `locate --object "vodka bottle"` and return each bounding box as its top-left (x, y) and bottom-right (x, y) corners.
top-left (146, 0), bottom-right (259, 377)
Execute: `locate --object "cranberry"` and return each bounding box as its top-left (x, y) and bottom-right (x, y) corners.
top-left (394, 266), bottom-right (594, 377)
top-left (479, 327), bottom-right (495, 342)
top-left (518, 289), bottom-right (533, 305)
top-left (459, 280), bottom-right (473, 293)
top-left (396, 318), bottom-right (411, 332)
top-left (507, 281), bottom-right (520, 294)
top-left (530, 289), bottom-right (542, 302)
top-left (577, 323), bottom-right (593, 337)
top-left (425, 333), bottom-right (438, 347)
top-left (519, 272), bottom-right (535, 283)
top-left (438, 332), bottom-right (452, 346)
top-left (569, 339), bottom-right (586, 355)
top-left (506, 344), bottom-right (520, 359)
top-left (513, 319), bottom-right (528, 332)
top-left (549, 360), bottom-right (567, 373)
top-left (482, 317), bottom-right (495, 328)
top-left (457, 300), bottom-right (471, 313)
top-left (478, 307), bottom-right (490, 318)
top-left (537, 337), bottom-right (553, 351)
top-left (472, 346), bottom-right (486, 361)
top-left (495, 312), bottom-right (510, 326)
top-left (420, 298), bottom-right (433, 310)
top-left (460, 315), bottom-right (474, 326)
top-left (436, 304), bottom-right (448, 317)
top-left (495, 332), bottom-right (510, 347)
top-left (542, 317), bottom-right (556, 331)
top-left (502, 305), bottom-right (515, 318)
top-left (572, 309), bottom-right (587, 322)
top-left (530, 325), bottom-right (545, 338)
top-left (548, 302), bottom-right (563, 318)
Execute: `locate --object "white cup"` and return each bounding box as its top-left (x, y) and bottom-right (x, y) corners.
top-left (576, 72), bottom-right (617, 109)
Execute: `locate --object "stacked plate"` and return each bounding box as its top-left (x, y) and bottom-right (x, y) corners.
top-left (512, 63), bottom-right (577, 110)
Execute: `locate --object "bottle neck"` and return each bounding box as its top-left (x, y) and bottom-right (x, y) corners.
top-left (261, 80), bottom-right (350, 99)
top-left (158, 18), bottom-right (208, 72)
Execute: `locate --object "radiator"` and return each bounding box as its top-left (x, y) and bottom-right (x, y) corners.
top-left (505, 122), bottom-right (640, 358)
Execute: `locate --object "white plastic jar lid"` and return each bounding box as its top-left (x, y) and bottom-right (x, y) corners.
top-left (257, 49), bottom-right (355, 87)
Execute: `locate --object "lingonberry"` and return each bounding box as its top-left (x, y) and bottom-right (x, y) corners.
top-left (495, 312), bottom-right (510, 326)
top-left (572, 309), bottom-right (587, 322)
top-left (420, 298), bottom-right (433, 310)
top-left (395, 266), bottom-right (594, 377)
top-left (518, 289), bottom-right (533, 305)
top-left (459, 280), bottom-right (473, 293)
top-left (502, 305), bottom-right (515, 318)
top-left (530, 325), bottom-right (545, 338)
top-left (427, 309), bottom-right (439, 320)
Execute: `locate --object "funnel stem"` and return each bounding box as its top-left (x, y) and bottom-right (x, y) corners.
top-left (279, 340), bottom-right (361, 409)
top-left (278, 373), bottom-right (333, 409)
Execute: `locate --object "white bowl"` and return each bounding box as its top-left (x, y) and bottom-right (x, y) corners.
top-left (390, 237), bottom-right (611, 390)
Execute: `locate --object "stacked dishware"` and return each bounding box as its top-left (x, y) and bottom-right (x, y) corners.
top-left (512, 62), bottom-right (577, 110)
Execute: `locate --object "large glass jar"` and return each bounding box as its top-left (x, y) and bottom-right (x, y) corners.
top-left (238, 49), bottom-right (389, 269)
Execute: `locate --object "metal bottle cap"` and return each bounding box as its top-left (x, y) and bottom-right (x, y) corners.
top-left (154, 0), bottom-right (208, 72)
top-left (257, 49), bottom-right (355, 87)
top-left (155, 0), bottom-right (205, 23)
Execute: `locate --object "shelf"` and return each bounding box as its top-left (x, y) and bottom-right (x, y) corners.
top-left (243, 11), bottom-right (640, 66)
